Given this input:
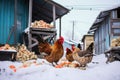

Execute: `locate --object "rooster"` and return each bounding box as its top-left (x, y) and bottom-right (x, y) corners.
top-left (72, 42), bottom-right (94, 67)
top-left (38, 36), bottom-right (64, 66)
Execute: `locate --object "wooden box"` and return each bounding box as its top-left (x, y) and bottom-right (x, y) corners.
top-left (0, 50), bottom-right (17, 61)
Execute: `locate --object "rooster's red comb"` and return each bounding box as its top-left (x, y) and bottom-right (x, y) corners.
top-left (59, 36), bottom-right (64, 44)
top-left (60, 36), bottom-right (64, 40)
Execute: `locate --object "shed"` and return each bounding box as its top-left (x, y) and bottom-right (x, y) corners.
top-left (88, 5), bottom-right (120, 54)
top-left (0, 0), bottom-right (69, 44)
top-left (81, 34), bottom-right (94, 50)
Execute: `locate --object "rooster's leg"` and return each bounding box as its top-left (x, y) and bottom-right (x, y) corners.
top-left (55, 62), bottom-right (58, 65)
top-left (52, 62), bottom-right (58, 66)
top-left (52, 63), bottom-right (55, 66)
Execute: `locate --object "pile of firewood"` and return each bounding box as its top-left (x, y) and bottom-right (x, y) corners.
top-left (16, 44), bottom-right (37, 62)
top-left (0, 44), bottom-right (16, 51)
top-left (105, 37), bottom-right (120, 63)
top-left (31, 20), bottom-right (53, 28)
top-left (111, 37), bottom-right (120, 47)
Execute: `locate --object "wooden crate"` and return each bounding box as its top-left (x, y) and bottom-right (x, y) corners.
top-left (0, 50), bottom-right (17, 61)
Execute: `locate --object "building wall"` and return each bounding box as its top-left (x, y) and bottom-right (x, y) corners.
top-left (0, 0), bottom-right (14, 44)
top-left (92, 8), bottom-right (120, 55)
top-left (94, 29), bottom-right (99, 54)
top-left (0, 0), bottom-right (29, 44)
top-left (94, 16), bottom-right (111, 54)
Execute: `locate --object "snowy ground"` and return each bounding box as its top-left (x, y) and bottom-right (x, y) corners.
top-left (0, 54), bottom-right (120, 80)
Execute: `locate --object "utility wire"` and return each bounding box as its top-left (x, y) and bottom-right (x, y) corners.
top-left (65, 5), bottom-right (112, 10)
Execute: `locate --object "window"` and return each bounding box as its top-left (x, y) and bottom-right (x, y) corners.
top-left (113, 29), bottom-right (120, 34)
top-left (111, 8), bottom-right (120, 19)
top-left (112, 26), bottom-right (120, 35)
top-left (112, 22), bottom-right (120, 35)
top-left (112, 22), bottom-right (120, 28)
top-left (117, 8), bottom-right (120, 18)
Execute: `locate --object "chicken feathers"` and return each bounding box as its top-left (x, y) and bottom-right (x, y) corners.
top-left (65, 48), bottom-right (74, 62)
top-left (44, 36), bottom-right (64, 66)
top-left (72, 42), bottom-right (94, 67)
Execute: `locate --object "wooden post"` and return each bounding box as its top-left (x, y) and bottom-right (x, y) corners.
top-left (72, 21), bottom-right (75, 40)
top-left (53, 4), bottom-right (57, 40)
top-left (59, 17), bottom-right (61, 37)
top-left (53, 5), bottom-right (56, 28)
top-left (28, 0), bottom-right (33, 50)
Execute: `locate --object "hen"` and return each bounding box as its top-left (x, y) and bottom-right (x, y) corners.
top-left (41, 37), bottom-right (64, 66)
top-left (65, 48), bottom-right (74, 62)
top-left (72, 42), bottom-right (94, 67)
top-left (65, 44), bottom-right (82, 62)
top-left (38, 40), bottom-right (52, 56)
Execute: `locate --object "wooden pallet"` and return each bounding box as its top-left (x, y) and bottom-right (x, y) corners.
top-left (27, 27), bottom-right (57, 51)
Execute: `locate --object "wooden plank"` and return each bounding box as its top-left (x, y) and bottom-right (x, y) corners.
top-left (112, 25), bottom-right (120, 28)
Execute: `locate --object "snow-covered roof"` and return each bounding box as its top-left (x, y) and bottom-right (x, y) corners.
top-left (101, 4), bottom-right (120, 12)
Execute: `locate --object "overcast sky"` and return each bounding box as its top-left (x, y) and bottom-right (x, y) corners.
top-left (53, 0), bottom-right (120, 43)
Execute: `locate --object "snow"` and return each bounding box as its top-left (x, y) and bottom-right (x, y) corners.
top-left (101, 4), bottom-right (120, 12)
top-left (0, 54), bottom-right (120, 80)
top-left (24, 27), bottom-right (30, 33)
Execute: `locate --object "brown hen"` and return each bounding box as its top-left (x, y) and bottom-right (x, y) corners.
top-left (65, 48), bottom-right (74, 62)
top-left (72, 42), bottom-right (94, 67)
top-left (38, 40), bottom-right (52, 56)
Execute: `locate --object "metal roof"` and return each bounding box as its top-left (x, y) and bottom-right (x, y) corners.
top-left (88, 11), bottom-right (110, 33)
top-left (32, 0), bottom-right (69, 23)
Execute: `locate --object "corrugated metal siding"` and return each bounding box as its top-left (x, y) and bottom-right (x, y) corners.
top-left (0, 0), bottom-right (14, 44)
top-left (0, 0), bottom-right (29, 44)
top-left (16, 0), bottom-right (29, 43)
